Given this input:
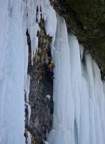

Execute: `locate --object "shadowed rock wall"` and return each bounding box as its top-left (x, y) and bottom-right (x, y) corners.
top-left (51, 0), bottom-right (105, 71)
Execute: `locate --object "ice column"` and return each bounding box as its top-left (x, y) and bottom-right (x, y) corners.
top-left (48, 15), bottom-right (74, 144)
top-left (0, 0), bottom-right (25, 143)
top-left (48, 15), bottom-right (105, 144)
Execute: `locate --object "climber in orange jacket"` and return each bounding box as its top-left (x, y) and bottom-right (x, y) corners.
top-left (45, 59), bottom-right (55, 80)
top-left (47, 59), bottom-right (55, 72)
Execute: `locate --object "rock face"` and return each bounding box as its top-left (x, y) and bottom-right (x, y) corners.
top-left (26, 20), bottom-right (53, 144)
top-left (51, 0), bottom-right (105, 71)
top-left (25, 1), bottom-right (105, 143)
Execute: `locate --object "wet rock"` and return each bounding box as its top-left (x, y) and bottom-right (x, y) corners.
top-left (27, 19), bottom-right (53, 144)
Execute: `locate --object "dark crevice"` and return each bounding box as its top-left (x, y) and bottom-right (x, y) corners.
top-left (25, 19), bottom-right (54, 144)
top-left (24, 30), bottom-right (32, 144)
top-left (26, 30), bottom-right (31, 54)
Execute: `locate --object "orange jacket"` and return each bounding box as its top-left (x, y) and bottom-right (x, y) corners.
top-left (48, 63), bottom-right (55, 69)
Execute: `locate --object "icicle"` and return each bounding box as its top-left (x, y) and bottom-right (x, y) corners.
top-left (0, 0), bottom-right (25, 143)
top-left (48, 15), bottom-right (73, 144)
top-left (48, 14), bottom-right (105, 144)
top-left (44, 5), bottom-right (57, 37)
top-left (26, 0), bottom-right (57, 65)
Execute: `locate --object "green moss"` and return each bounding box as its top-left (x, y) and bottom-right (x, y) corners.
top-left (68, 0), bottom-right (105, 71)
top-left (52, 0), bottom-right (105, 71)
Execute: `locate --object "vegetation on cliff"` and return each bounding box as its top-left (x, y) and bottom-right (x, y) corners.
top-left (51, 0), bottom-right (105, 71)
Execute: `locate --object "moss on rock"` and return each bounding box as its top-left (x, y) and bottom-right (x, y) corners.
top-left (51, 0), bottom-right (105, 71)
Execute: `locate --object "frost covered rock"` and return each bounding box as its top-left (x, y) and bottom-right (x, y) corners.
top-left (46, 95), bottom-right (51, 100)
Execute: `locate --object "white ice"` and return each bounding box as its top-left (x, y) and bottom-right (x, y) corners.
top-left (0, 0), bottom-right (25, 143)
top-left (26, 0), bottom-right (57, 65)
top-left (0, 0), bottom-right (105, 144)
top-left (0, 0), bottom-right (57, 143)
top-left (48, 14), bottom-right (105, 144)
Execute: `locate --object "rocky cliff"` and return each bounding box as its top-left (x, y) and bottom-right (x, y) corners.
top-left (51, 0), bottom-right (105, 72)
top-left (26, 1), bottom-right (105, 143)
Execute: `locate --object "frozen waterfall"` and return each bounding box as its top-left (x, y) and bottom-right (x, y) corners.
top-left (48, 15), bottom-right (105, 144)
top-left (0, 0), bottom-right (105, 144)
top-left (0, 0), bottom-right (25, 143)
